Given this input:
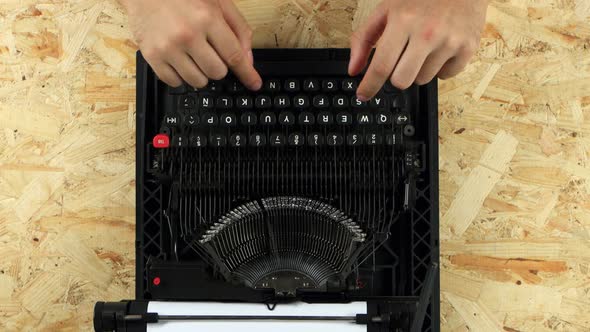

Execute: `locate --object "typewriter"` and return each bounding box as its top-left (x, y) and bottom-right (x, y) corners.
top-left (94, 49), bottom-right (440, 332)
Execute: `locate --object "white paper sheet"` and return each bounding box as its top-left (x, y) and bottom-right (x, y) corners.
top-left (147, 301), bottom-right (367, 332)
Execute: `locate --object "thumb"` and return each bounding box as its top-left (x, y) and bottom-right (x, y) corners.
top-left (349, 7), bottom-right (388, 76)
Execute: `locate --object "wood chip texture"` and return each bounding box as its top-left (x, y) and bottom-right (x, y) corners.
top-left (0, 0), bottom-right (589, 331)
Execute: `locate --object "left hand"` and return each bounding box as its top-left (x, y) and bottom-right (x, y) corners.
top-left (349, 0), bottom-right (488, 101)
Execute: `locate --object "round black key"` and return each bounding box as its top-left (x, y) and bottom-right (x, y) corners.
top-left (347, 133), bottom-right (364, 146)
top-left (385, 131), bottom-right (396, 145)
top-left (351, 96), bottom-right (368, 108)
top-left (164, 113), bottom-right (180, 127)
top-left (184, 114), bottom-right (199, 126)
top-left (227, 80), bottom-right (244, 92)
top-left (370, 95), bottom-right (388, 109)
top-left (307, 133), bottom-right (324, 146)
top-left (288, 133), bottom-right (304, 146)
top-left (293, 95), bottom-right (310, 108)
top-left (205, 81), bottom-right (221, 92)
top-left (201, 113), bottom-right (218, 126)
top-left (298, 112), bottom-right (315, 125)
top-left (395, 113), bottom-right (410, 125)
top-left (322, 80), bottom-right (338, 92)
top-left (366, 133), bottom-right (383, 145)
top-left (278, 112), bottom-right (295, 126)
top-left (312, 95), bottom-right (330, 108)
top-left (274, 95), bottom-right (290, 108)
top-left (317, 111), bottom-right (334, 125)
top-left (220, 113), bottom-right (237, 127)
top-left (336, 112), bottom-right (353, 125)
top-left (216, 96), bottom-right (233, 109)
top-left (189, 134), bottom-right (207, 147)
top-left (376, 111), bottom-right (393, 125)
top-left (303, 79), bottom-right (320, 92)
top-left (172, 135), bottom-right (188, 148)
top-left (284, 79), bottom-right (300, 92)
top-left (210, 134), bottom-right (227, 147)
top-left (356, 112), bottom-right (373, 125)
top-left (369, 94), bottom-right (387, 110)
top-left (236, 96), bottom-right (253, 109)
top-left (327, 133), bottom-right (344, 146)
top-left (198, 95), bottom-right (214, 109)
top-left (333, 95), bottom-right (349, 108)
top-left (230, 133), bottom-right (246, 147)
top-left (265, 79), bottom-right (281, 92)
top-left (179, 96), bottom-right (195, 108)
top-left (241, 112), bottom-right (257, 126)
top-left (249, 133), bottom-right (267, 147)
top-left (255, 95), bottom-right (272, 109)
top-left (270, 133), bottom-right (286, 146)
top-left (342, 79), bottom-right (358, 92)
top-left (260, 112), bottom-right (276, 126)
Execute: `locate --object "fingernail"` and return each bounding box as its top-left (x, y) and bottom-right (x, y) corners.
top-left (251, 79), bottom-right (262, 91)
top-left (357, 94), bottom-right (368, 102)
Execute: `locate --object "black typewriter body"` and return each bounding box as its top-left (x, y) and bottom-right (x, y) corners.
top-left (95, 49), bottom-right (439, 332)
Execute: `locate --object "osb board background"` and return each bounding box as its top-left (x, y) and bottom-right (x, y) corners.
top-left (0, 0), bottom-right (589, 331)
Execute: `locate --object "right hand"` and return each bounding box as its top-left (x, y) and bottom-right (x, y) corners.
top-left (121, 0), bottom-right (262, 90)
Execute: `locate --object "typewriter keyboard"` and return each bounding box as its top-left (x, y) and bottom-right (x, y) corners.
top-left (154, 77), bottom-right (416, 149)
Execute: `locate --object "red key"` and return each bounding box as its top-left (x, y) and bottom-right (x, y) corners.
top-left (153, 134), bottom-right (170, 148)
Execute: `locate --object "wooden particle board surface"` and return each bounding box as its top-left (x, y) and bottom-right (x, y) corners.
top-left (0, 0), bottom-right (589, 331)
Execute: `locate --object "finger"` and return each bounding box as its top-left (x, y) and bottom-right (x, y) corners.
top-left (219, 0), bottom-right (253, 58)
top-left (438, 47), bottom-right (473, 79)
top-left (390, 37), bottom-right (432, 90)
top-left (348, 4), bottom-right (388, 76)
top-left (187, 43), bottom-right (228, 80)
top-left (209, 21), bottom-right (262, 90)
top-left (415, 46), bottom-right (455, 85)
top-left (167, 52), bottom-right (208, 88)
top-left (150, 60), bottom-right (183, 87)
top-left (357, 24), bottom-right (409, 101)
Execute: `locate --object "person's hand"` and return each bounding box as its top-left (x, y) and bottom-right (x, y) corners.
top-left (349, 0), bottom-right (488, 100)
top-left (120, 0), bottom-right (262, 90)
